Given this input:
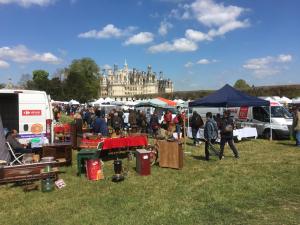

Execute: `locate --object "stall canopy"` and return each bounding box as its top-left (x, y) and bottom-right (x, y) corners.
top-left (69, 99), bottom-right (80, 105)
top-left (135, 98), bottom-right (169, 108)
top-left (0, 115), bottom-right (10, 162)
top-left (135, 97), bottom-right (177, 108)
top-left (189, 84), bottom-right (270, 107)
top-left (156, 97), bottom-right (177, 107)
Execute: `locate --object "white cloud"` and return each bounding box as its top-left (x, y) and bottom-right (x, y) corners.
top-left (158, 20), bottom-right (173, 36)
top-left (191, 0), bottom-right (246, 27)
top-left (0, 45), bottom-right (62, 64)
top-left (78, 24), bottom-right (137, 39)
top-left (277, 54), bottom-right (292, 63)
top-left (207, 19), bottom-right (249, 37)
top-left (124, 32), bottom-right (154, 45)
top-left (177, 0), bottom-right (250, 43)
top-left (184, 58), bottom-right (217, 67)
top-left (168, 3), bottom-right (191, 20)
top-left (0, 59), bottom-right (10, 68)
top-left (184, 61), bottom-right (194, 68)
top-left (185, 29), bottom-right (211, 42)
top-left (197, 58), bottom-right (217, 64)
top-left (0, 0), bottom-right (55, 7)
top-left (243, 54), bottom-right (292, 78)
top-left (148, 38), bottom-right (197, 53)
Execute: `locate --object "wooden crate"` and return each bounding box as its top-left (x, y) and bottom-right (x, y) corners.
top-left (157, 140), bottom-right (183, 169)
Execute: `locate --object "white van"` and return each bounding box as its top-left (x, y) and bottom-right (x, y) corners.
top-left (190, 103), bottom-right (293, 139)
top-left (0, 89), bottom-right (54, 144)
top-left (229, 104), bottom-right (292, 139)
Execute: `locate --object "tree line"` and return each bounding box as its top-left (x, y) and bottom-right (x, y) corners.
top-left (1, 59), bottom-right (299, 102)
top-left (20, 58), bottom-right (100, 102)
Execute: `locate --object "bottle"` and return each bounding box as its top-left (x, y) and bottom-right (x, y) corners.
top-left (41, 177), bottom-right (54, 192)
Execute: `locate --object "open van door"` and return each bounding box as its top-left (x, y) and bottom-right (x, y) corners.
top-left (252, 106), bottom-right (271, 138)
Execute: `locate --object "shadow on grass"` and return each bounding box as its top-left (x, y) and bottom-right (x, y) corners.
top-left (191, 155), bottom-right (207, 161)
top-left (276, 142), bottom-right (297, 147)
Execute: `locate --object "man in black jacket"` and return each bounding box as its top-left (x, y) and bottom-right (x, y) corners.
top-left (190, 111), bottom-right (203, 146)
top-left (219, 110), bottom-right (239, 159)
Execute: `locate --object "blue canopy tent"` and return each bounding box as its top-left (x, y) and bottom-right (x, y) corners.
top-left (189, 84), bottom-right (270, 107)
top-left (188, 84), bottom-right (273, 139)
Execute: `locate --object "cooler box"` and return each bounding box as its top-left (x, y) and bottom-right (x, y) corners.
top-left (136, 149), bottom-right (151, 176)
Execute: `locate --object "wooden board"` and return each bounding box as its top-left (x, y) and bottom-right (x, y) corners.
top-left (0, 162), bottom-right (59, 184)
top-left (42, 143), bottom-right (72, 166)
top-left (157, 140), bottom-right (183, 169)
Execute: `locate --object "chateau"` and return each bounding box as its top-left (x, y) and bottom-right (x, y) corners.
top-left (99, 61), bottom-right (173, 100)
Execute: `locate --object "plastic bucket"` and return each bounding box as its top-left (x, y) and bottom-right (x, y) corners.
top-left (86, 159), bottom-right (101, 181)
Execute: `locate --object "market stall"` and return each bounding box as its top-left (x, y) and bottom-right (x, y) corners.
top-left (188, 84), bottom-right (270, 141)
top-left (79, 135), bottom-right (148, 150)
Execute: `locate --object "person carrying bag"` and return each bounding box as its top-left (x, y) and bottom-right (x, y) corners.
top-left (219, 110), bottom-right (239, 159)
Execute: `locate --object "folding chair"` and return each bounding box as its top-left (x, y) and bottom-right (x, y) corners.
top-left (5, 142), bottom-right (24, 165)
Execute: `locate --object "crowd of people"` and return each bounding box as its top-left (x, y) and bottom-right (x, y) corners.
top-left (53, 104), bottom-right (242, 161)
top-left (53, 104), bottom-right (186, 138)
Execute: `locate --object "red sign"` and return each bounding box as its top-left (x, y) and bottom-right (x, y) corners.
top-left (239, 107), bottom-right (249, 120)
top-left (22, 110), bottom-right (42, 116)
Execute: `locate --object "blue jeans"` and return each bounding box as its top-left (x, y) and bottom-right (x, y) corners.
top-left (296, 130), bottom-right (300, 146)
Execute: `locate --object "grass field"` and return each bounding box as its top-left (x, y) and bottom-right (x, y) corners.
top-left (1, 139), bottom-right (300, 225)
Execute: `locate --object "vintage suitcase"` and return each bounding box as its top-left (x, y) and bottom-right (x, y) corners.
top-left (157, 140), bottom-right (183, 169)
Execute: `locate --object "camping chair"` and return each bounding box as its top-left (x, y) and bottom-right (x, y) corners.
top-left (5, 142), bottom-right (24, 165)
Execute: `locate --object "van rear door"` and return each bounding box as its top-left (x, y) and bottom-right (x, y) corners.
top-left (18, 93), bottom-right (47, 138)
top-left (0, 93), bottom-right (19, 131)
top-left (252, 106), bottom-right (269, 135)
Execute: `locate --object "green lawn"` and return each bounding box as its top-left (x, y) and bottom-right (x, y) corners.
top-left (1, 139), bottom-right (300, 225)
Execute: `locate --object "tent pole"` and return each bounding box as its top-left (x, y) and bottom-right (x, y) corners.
top-left (269, 106), bottom-right (272, 141)
top-left (185, 108), bottom-right (190, 151)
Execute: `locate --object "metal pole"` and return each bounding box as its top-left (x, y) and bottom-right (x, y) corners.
top-left (184, 108), bottom-right (190, 151)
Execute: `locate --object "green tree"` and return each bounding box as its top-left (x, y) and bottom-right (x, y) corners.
top-left (0, 83), bottom-right (5, 89)
top-left (29, 70), bottom-right (50, 91)
top-left (64, 58), bottom-right (100, 102)
top-left (48, 77), bottom-right (64, 100)
top-left (234, 79), bottom-right (251, 89)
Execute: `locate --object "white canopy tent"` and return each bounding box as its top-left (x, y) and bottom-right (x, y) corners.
top-left (278, 96), bottom-right (292, 105)
top-left (69, 99), bottom-right (80, 105)
top-left (292, 97), bottom-right (300, 104)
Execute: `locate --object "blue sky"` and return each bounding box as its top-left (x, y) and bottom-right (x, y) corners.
top-left (0, 0), bottom-right (299, 90)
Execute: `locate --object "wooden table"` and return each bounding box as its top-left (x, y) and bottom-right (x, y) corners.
top-left (79, 135), bottom-right (148, 150)
top-left (0, 162), bottom-right (59, 184)
top-left (42, 143), bottom-right (72, 166)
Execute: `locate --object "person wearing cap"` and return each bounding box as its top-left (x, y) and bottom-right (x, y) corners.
top-left (219, 110), bottom-right (239, 159)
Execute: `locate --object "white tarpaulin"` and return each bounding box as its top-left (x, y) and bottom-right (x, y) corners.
top-left (69, 99), bottom-right (80, 105)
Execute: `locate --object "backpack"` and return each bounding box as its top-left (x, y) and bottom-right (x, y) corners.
top-left (195, 115), bottom-right (204, 127)
top-left (222, 118), bottom-right (233, 133)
